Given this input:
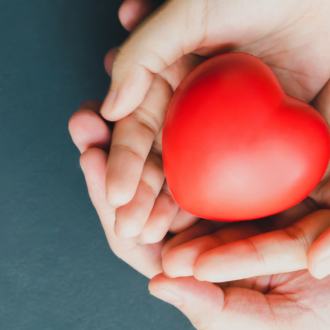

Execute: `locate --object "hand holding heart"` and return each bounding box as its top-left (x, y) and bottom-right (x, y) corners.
top-left (163, 53), bottom-right (329, 220)
top-left (100, 0), bottom-right (330, 243)
top-left (69, 0), bottom-right (330, 329)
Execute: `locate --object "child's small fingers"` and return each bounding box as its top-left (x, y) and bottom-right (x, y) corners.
top-left (81, 148), bottom-right (164, 279)
top-left (114, 151), bottom-right (165, 238)
top-left (112, 127), bottom-right (164, 238)
top-left (119, 0), bottom-right (158, 32)
top-left (136, 182), bottom-right (179, 244)
top-left (104, 75), bottom-right (171, 208)
top-left (69, 101), bottom-right (111, 153)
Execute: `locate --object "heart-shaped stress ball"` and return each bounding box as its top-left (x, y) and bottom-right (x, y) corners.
top-left (162, 53), bottom-right (330, 221)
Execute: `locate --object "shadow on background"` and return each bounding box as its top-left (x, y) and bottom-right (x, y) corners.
top-left (0, 0), bottom-right (192, 329)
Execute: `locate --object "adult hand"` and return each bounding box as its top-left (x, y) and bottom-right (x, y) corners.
top-left (100, 0), bottom-right (330, 243)
top-left (149, 269), bottom-right (330, 330)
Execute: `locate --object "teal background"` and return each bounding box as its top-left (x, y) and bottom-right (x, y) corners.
top-left (0, 0), bottom-right (193, 329)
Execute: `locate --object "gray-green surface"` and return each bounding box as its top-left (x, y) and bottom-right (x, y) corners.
top-left (0, 1), bottom-right (193, 329)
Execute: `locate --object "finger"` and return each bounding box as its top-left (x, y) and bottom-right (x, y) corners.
top-left (100, 0), bottom-right (206, 121)
top-left (161, 220), bottom-right (227, 258)
top-left (149, 274), bottom-right (225, 329)
top-left (194, 209), bottom-right (330, 282)
top-left (118, 0), bottom-right (157, 32)
top-left (68, 101), bottom-right (111, 153)
top-left (308, 227), bottom-right (330, 279)
top-left (162, 222), bottom-right (262, 278)
top-left (149, 274), bottom-right (276, 330)
top-left (80, 148), bottom-right (114, 214)
top-left (136, 182), bottom-right (178, 244)
top-left (80, 148), bottom-right (163, 278)
top-left (168, 209), bottom-right (199, 234)
top-left (104, 48), bottom-right (118, 77)
top-left (105, 75), bottom-right (172, 208)
top-left (159, 53), bottom-right (206, 91)
top-left (105, 0), bottom-right (158, 77)
top-left (114, 151), bottom-right (164, 238)
top-left (114, 128), bottom-right (164, 238)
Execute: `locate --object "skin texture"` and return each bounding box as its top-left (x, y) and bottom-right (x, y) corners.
top-left (68, 0), bottom-right (330, 328)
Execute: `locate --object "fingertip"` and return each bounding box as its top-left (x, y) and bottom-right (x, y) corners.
top-left (69, 113), bottom-right (84, 153)
top-left (309, 257), bottom-right (330, 280)
top-left (308, 226), bottom-right (330, 280)
top-left (101, 61), bottom-right (155, 121)
top-left (118, 0), bottom-right (139, 31)
top-left (148, 273), bottom-right (169, 292)
top-left (104, 48), bottom-right (118, 77)
top-left (161, 247), bottom-right (193, 279)
top-left (79, 147), bottom-right (108, 169)
top-left (192, 253), bottom-right (210, 282)
top-left (119, 0), bottom-right (157, 32)
top-left (100, 90), bottom-right (118, 121)
top-left (69, 107), bottom-right (111, 153)
top-left (105, 182), bottom-right (136, 210)
top-left (192, 266), bottom-right (206, 282)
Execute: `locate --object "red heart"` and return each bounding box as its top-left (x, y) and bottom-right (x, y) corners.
top-left (162, 53), bottom-right (330, 221)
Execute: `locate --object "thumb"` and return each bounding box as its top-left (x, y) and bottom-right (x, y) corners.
top-left (149, 274), bottom-right (225, 330)
top-left (100, 0), bottom-right (206, 121)
top-left (149, 274), bottom-right (280, 330)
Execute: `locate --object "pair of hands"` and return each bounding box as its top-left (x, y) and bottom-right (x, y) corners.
top-left (69, 0), bottom-right (330, 328)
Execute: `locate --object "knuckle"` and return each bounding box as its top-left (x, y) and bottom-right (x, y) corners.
top-left (130, 109), bottom-right (160, 136)
top-left (140, 179), bottom-right (158, 199)
top-left (244, 237), bottom-right (266, 266)
top-left (111, 143), bottom-right (145, 164)
top-left (283, 225), bottom-right (310, 253)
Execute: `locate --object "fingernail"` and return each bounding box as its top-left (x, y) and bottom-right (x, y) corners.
top-left (101, 90), bottom-right (117, 115)
top-left (150, 289), bottom-right (183, 307)
top-left (315, 256), bottom-right (330, 279)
